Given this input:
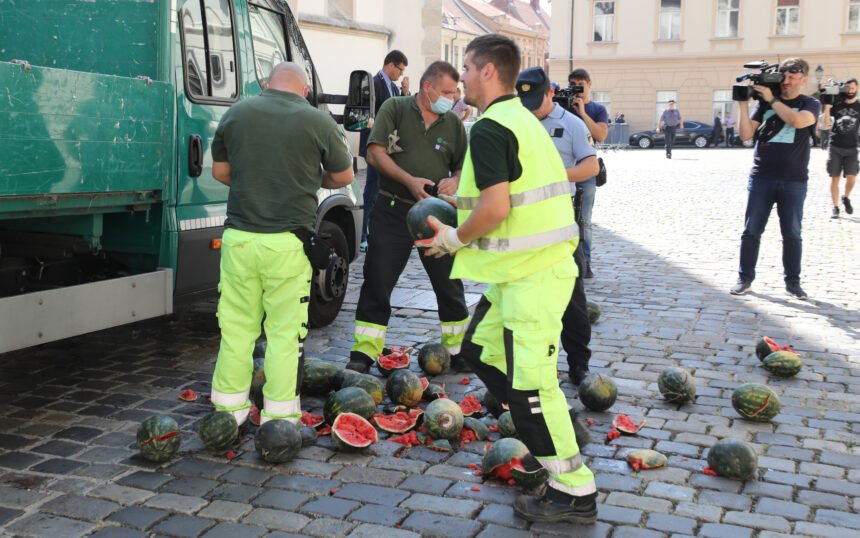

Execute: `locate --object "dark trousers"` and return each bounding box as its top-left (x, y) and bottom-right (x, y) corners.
top-left (355, 195), bottom-right (469, 330)
top-left (738, 178), bottom-right (807, 284)
top-left (561, 192), bottom-right (591, 371)
top-left (664, 126), bottom-right (677, 155)
top-left (725, 127), bottom-right (734, 147)
top-left (360, 165), bottom-right (379, 243)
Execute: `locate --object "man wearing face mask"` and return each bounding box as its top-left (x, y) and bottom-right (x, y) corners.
top-left (346, 61), bottom-right (471, 374)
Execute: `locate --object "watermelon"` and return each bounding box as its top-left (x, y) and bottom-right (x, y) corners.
top-left (761, 351), bottom-right (802, 377)
top-left (407, 197), bottom-right (458, 241)
top-left (483, 390), bottom-right (507, 418)
top-left (251, 356), bottom-right (266, 395)
top-left (254, 419), bottom-right (302, 463)
top-left (377, 346), bottom-right (411, 377)
top-left (586, 300), bottom-right (601, 325)
top-left (137, 415), bottom-right (181, 463)
top-left (341, 373), bottom-right (385, 405)
top-left (482, 438), bottom-right (530, 480)
top-left (323, 387), bottom-right (377, 424)
top-left (613, 414), bottom-right (645, 435)
top-left (300, 411), bottom-right (325, 429)
top-left (300, 426), bottom-right (318, 447)
top-left (198, 411), bottom-right (238, 452)
top-left (418, 343), bottom-right (451, 375)
top-left (707, 438), bottom-right (758, 481)
top-left (331, 412), bottom-right (378, 452)
top-left (498, 411), bottom-right (517, 438)
top-left (372, 409), bottom-right (423, 433)
top-left (423, 383), bottom-right (447, 401)
top-left (459, 395), bottom-right (483, 417)
top-left (658, 367), bottom-right (696, 404)
top-left (302, 359), bottom-right (338, 396)
top-left (424, 398), bottom-right (464, 439)
top-left (578, 373), bottom-right (618, 412)
top-left (732, 383), bottom-right (781, 422)
top-left (462, 417), bottom-right (490, 441)
top-left (427, 439), bottom-right (453, 452)
top-left (626, 449), bottom-right (668, 471)
top-left (755, 336), bottom-right (780, 360)
top-left (385, 370), bottom-right (424, 407)
top-left (510, 455), bottom-right (549, 491)
top-left (332, 368), bottom-right (362, 390)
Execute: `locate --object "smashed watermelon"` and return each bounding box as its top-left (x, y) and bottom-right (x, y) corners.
top-left (459, 395), bottom-right (482, 417)
top-left (372, 409), bottom-right (423, 433)
top-left (612, 414), bottom-right (646, 435)
top-left (331, 413), bottom-right (378, 452)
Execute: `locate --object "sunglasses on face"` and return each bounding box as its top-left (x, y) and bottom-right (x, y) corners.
top-left (779, 65), bottom-right (805, 74)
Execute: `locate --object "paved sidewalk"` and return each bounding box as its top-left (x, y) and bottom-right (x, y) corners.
top-left (0, 148), bottom-right (858, 537)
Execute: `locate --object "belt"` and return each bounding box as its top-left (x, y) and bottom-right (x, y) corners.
top-left (379, 189), bottom-right (416, 206)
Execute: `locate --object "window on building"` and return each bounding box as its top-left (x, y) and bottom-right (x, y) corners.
top-left (655, 90), bottom-right (677, 124)
top-left (248, 2), bottom-right (288, 86)
top-left (593, 1), bottom-right (615, 42)
top-left (775, 0), bottom-right (800, 35)
top-left (850, 0), bottom-right (860, 32)
top-left (712, 89), bottom-right (733, 120)
top-left (180, 0), bottom-right (238, 101)
top-left (716, 0), bottom-right (739, 37)
top-left (592, 91), bottom-right (612, 119)
top-left (659, 0), bottom-right (681, 40)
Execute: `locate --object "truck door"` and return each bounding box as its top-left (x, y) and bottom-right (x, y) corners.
top-left (174, 0), bottom-right (240, 295)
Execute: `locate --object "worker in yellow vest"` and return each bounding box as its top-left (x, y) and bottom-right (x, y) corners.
top-left (415, 34), bottom-right (598, 524)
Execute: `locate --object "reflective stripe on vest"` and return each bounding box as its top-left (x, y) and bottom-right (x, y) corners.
top-left (538, 453), bottom-right (584, 474)
top-left (469, 223), bottom-right (578, 252)
top-left (354, 324), bottom-right (386, 340)
top-left (457, 180), bottom-right (571, 211)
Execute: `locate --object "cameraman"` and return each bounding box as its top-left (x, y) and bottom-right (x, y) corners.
top-left (517, 67), bottom-right (599, 386)
top-left (823, 78), bottom-right (858, 219)
top-left (731, 58), bottom-right (820, 300)
top-left (567, 68), bottom-right (608, 278)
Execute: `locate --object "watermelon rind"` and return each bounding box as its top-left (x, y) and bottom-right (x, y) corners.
top-left (761, 351), bottom-right (802, 377)
top-left (707, 438), bottom-right (758, 481)
top-left (755, 336), bottom-right (780, 361)
top-left (199, 411), bottom-right (238, 452)
top-left (331, 412), bottom-right (378, 452)
top-left (137, 415), bottom-right (181, 463)
top-left (406, 197), bottom-right (457, 241)
top-left (732, 383), bottom-right (781, 422)
top-left (341, 373), bottom-right (385, 405)
top-left (657, 367), bottom-right (696, 404)
top-left (482, 437), bottom-right (529, 476)
top-left (324, 387), bottom-right (377, 424)
top-left (417, 343), bottom-right (451, 375)
top-left (385, 370), bottom-right (424, 408)
top-left (254, 419), bottom-right (303, 463)
top-left (424, 398), bottom-right (464, 439)
top-left (302, 359), bottom-right (338, 396)
top-left (498, 411), bottom-right (517, 438)
top-left (578, 373), bottom-right (618, 412)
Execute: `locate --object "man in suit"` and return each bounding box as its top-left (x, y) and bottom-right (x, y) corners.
top-left (359, 50), bottom-right (409, 251)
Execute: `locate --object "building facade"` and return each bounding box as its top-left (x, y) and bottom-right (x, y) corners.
top-left (549, 0), bottom-right (860, 132)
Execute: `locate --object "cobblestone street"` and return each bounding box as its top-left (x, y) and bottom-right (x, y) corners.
top-left (1, 147), bottom-right (858, 538)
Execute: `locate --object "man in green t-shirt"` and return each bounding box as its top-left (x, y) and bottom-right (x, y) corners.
top-left (346, 61), bottom-right (471, 374)
top-left (209, 62), bottom-right (353, 427)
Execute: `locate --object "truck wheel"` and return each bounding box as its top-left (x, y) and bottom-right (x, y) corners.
top-left (308, 220), bottom-right (349, 328)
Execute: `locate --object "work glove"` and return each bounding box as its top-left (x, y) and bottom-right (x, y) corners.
top-left (414, 216), bottom-right (467, 258)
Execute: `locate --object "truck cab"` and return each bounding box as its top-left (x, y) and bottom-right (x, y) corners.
top-left (0, 0), bottom-right (374, 353)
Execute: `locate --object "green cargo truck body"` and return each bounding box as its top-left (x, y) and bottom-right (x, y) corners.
top-left (0, 0), bottom-right (368, 353)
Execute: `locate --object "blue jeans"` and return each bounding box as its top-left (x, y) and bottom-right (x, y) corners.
top-left (361, 164), bottom-right (379, 243)
top-left (576, 178), bottom-right (596, 263)
top-left (739, 178), bottom-right (807, 284)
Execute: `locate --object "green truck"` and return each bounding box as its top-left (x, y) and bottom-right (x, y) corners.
top-left (0, 0), bottom-right (375, 353)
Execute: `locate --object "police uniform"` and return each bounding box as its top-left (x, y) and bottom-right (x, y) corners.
top-left (210, 89), bottom-right (353, 425)
top-left (454, 96), bottom-right (597, 499)
top-left (350, 95), bottom-right (471, 369)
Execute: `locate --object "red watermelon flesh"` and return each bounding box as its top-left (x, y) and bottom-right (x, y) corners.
top-left (488, 456), bottom-right (523, 481)
top-left (459, 395), bottom-right (482, 417)
top-left (612, 414), bottom-right (646, 434)
top-left (331, 413), bottom-right (378, 447)
top-left (301, 411), bottom-right (325, 428)
top-left (373, 410), bottom-right (422, 433)
top-left (420, 377), bottom-right (429, 390)
top-left (390, 430), bottom-right (422, 447)
top-left (459, 427), bottom-right (478, 447)
top-left (378, 352), bottom-right (410, 370)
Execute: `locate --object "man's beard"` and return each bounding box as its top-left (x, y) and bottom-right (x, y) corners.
top-left (846, 93), bottom-right (857, 100)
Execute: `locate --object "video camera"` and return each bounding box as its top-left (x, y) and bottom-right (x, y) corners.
top-left (733, 61), bottom-right (784, 102)
top-left (819, 80), bottom-right (852, 106)
top-left (552, 84), bottom-right (584, 110)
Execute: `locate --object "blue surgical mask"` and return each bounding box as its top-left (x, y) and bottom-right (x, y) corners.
top-left (430, 93), bottom-right (454, 114)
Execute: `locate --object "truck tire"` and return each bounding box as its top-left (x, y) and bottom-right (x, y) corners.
top-left (308, 220), bottom-right (349, 328)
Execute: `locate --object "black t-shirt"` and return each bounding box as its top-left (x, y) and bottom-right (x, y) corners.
top-left (750, 94), bottom-right (821, 182)
top-left (829, 99), bottom-right (860, 149)
top-left (469, 95), bottom-right (523, 190)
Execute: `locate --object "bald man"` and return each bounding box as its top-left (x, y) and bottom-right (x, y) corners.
top-left (210, 62), bottom-right (354, 428)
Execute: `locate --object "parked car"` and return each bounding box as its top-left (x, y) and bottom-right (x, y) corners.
top-left (629, 121), bottom-right (716, 149)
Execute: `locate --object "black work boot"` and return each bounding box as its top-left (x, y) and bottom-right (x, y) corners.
top-left (569, 364), bottom-right (590, 386)
top-left (514, 486), bottom-right (598, 524)
top-left (569, 409), bottom-right (593, 447)
top-left (345, 352), bottom-right (373, 374)
top-left (449, 353), bottom-right (473, 373)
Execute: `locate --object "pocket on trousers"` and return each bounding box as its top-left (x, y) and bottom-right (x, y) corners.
top-left (260, 238), bottom-right (307, 279)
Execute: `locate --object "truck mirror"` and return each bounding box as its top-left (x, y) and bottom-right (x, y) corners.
top-left (344, 70), bottom-right (375, 132)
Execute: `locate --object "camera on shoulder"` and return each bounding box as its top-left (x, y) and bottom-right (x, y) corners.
top-left (819, 80), bottom-right (852, 106)
top-left (733, 60), bottom-right (784, 102)
top-left (552, 84), bottom-right (585, 111)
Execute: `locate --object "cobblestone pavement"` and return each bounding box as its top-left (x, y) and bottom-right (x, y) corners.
top-left (1, 147), bottom-right (858, 538)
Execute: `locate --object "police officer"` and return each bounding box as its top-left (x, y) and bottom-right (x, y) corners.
top-left (346, 61), bottom-right (471, 374)
top-left (210, 63), bottom-right (354, 425)
top-left (417, 35), bottom-right (598, 524)
top-left (517, 67), bottom-right (600, 386)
